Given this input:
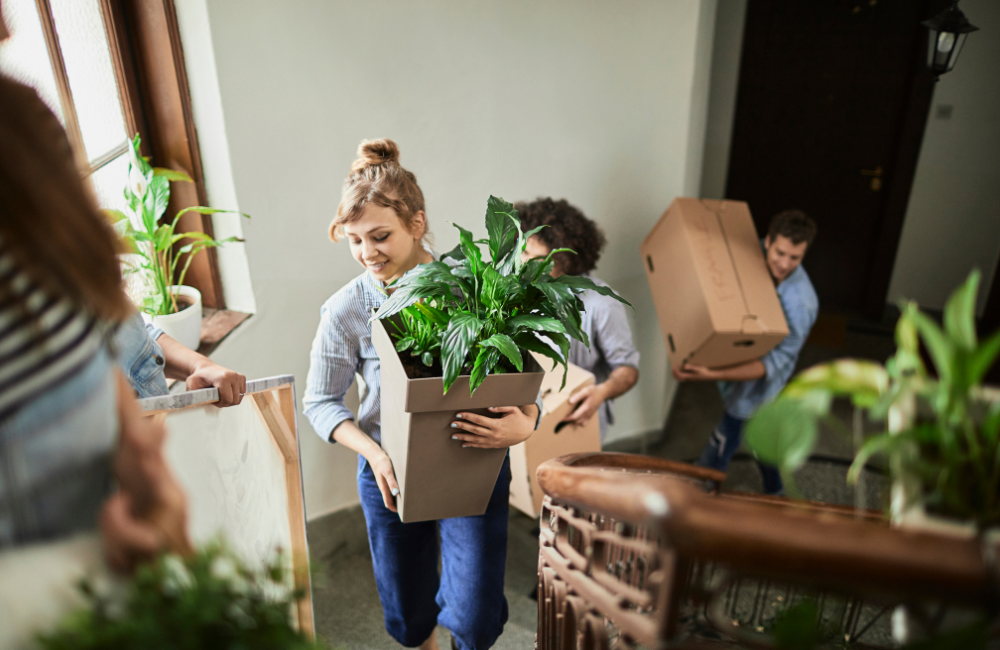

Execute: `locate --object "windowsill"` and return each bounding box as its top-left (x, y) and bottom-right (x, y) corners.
top-left (196, 308), bottom-right (251, 356)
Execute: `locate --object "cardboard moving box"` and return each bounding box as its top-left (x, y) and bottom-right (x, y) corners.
top-left (509, 355), bottom-right (601, 518)
top-left (372, 316), bottom-right (545, 523)
top-left (640, 198), bottom-right (789, 369)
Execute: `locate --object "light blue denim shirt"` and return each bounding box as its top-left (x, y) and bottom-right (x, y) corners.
top-left (720, 254), bottom-right (819, 420)
top-left (113, 312), bottom-right (169, 398)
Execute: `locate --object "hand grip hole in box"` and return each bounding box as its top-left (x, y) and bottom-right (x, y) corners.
top-left (646, 256), bottom-right (654, 273)
top-left (733, 340), bottom-right (755, 347)
top-left (553, 421), bottom-right (572, 434)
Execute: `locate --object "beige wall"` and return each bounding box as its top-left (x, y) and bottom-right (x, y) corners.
top-left (887, 0), bottom-right (1000, 314)
top-left (177, 0), bottom-right (715, 519)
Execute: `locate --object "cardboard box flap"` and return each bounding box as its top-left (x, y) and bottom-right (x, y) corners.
top-left (532, 353), bottom-right (595, 416)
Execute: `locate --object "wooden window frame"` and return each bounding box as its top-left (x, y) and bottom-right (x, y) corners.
top-left (97, 0), bottom-right (226, 309)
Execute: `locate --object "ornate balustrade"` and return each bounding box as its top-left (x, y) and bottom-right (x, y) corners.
top-left (535, 452), bottom-right (997, 649)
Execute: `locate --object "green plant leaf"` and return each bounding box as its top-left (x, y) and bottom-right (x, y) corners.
top-left (413, 301), bottom-right (450, 327)
top-left (172, 206), bottom-right (251, 228)
top-left (969, 328), bottom-right (1000, 386)
top-left (375, 278), bottom-right (453, 322)
top-left (551, 274), bottom-right (633, 308)
top-left (772, 599), bottom-right (823, 650)
top-left (442, 313), bottom-right (483, 394)
top-left (513, 332), bottom-right (567, 388)
top-left (847, 433), bottom-right (901, 484)
top-left (470, 347), bottom-right (500, 393)
top-left (535, 282), bottom-right (588, 347)
top-left (454, 224), bottom-right (482, 278)
top-left (943, 269), bottom-right (980, 351)
top-left (783, 360), bottom-right (887, 408)
top-left (422, 351), bottom-right (434, 366)
top-left (908, 306), bottom-right (954, 385)
top-left (520, 256), bottom-right (555, 284)
top-left (485, 195), bottom-right (519, 265)
top-left (505, 314), bottom-right (566, 335)
top-left (153, 167), bottom-right (194, 183)
top-left (145, 175), bottom-right (170, 222)
top-left (441, 242), bottom-right (466, 262)
top-left (983, 401), bottom-right (1000, 446)
top-left (396, 337), bottom-right (415, 352)
top-left (481, 333), bottom-right (523, 372)
top-left (744, 399), bottom-right (817, 474)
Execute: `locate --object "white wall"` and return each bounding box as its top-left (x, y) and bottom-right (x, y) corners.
top-left (700, 0), bottom-right (747, 199)
top-left (177, 0), bottom-right (713, 519)
top-left (887, 0), bottom-right (1000, 314)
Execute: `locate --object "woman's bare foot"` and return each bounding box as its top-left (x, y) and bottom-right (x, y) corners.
top-left (418, 628), bottom-right (439, 650)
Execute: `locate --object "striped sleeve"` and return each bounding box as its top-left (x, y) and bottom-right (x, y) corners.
top-left (303, 291), bottom-right (365, 443)
top-left (0, 247), bottom-right (104, 424)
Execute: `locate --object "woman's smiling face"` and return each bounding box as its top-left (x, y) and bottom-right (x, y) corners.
top-left (343, 204), bottom-right (427, 284)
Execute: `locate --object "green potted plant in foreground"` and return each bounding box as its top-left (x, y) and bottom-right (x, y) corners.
top-left (104, 135), bottom-right (248, 349)
top-left (369, 195), bottom-right (631, 523)
top-left (745, 270), bottom-right (1000, 530)
top-left (36, 543), bottom-right (324, 650)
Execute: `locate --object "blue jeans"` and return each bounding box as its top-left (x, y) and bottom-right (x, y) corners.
top-left (698, 412), bottom-right (784, 496)
top-left (113, 312), bottom-right (169, 398)
top-left (357, 454), bottom-right (510, 650)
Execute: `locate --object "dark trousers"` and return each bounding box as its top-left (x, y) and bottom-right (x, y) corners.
top-left (357, 455), bottom-right (510, 649)
top-left (698, 412), bottom-right (784, 495)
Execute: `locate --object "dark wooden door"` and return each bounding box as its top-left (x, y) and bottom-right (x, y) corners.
top-left (726, 0), bottom-right (944, 317)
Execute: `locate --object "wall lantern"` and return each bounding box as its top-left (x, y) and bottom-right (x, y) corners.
top-left (922, 2), bottom-right (979, 79)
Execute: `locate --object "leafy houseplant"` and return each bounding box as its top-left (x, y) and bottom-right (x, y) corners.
top-left (745, 271), bottom-right (1000, 528)
top-left (375, 195), bottom-right (631, 395)
top-left (36, 543), bottom-right (324, 650)
top-left (104, 135), bottom-right (247, 317)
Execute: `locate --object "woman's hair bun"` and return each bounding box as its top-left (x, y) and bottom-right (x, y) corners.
top-left (352, 138), bottom-right (400, 171)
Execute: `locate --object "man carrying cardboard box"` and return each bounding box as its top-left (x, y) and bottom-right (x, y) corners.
top-left (672, 210), bottom-right (818, 495)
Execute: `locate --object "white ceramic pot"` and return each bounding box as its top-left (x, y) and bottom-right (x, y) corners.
top-left (148, 285), bottom-right (202, 350)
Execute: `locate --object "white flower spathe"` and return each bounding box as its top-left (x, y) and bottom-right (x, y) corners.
top-left (129, 164), bottom-right (148, 200)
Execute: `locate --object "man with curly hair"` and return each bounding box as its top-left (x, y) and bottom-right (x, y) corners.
top-left (672, 210), bottom-right (819, 495)
top-left (516, 198), bottom-right (640, 442)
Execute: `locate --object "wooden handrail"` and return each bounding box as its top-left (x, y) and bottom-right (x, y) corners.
top-left (537, 453), bottom-right (995, 606)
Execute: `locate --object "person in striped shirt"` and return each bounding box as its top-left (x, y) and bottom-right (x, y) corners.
top-left (304, 139), bottom-right (539, 650)
top-left (0, 71), bottom-right (188, 569)
top-left (516, 198), bottom-right (640, 442)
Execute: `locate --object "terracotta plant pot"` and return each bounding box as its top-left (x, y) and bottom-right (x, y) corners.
top-left (372, 316), bottom-right (544, 523)
top-left (149, 285), bottom-right (202, 350)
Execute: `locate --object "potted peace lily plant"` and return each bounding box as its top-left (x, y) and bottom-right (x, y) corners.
top-left (369, 195), bottom-right (630, 523)
top-left (744, 271), bottom-right (1000, 533)
top-left (104, 135), bottom-right (247, 349)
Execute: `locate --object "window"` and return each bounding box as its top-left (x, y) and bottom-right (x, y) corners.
top-left (0, 0), bottom-right (229, 314)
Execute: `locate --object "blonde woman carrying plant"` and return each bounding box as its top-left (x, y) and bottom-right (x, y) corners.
top-left (304, 139), bottom-right (539, 650)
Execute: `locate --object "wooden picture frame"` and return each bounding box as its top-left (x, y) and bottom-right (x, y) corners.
top-left (139, 375), bottom-right (314, 637)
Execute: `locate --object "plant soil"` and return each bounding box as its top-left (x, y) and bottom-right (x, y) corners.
top-left (401, 357), bottom-right (444, 380)
top-left (173, 294), bottom-right (196, 313)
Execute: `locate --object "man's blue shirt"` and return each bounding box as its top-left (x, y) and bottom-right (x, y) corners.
top-left (719, 255), bottom-right (819, 420)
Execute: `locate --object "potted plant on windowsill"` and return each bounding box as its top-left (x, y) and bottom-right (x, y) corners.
top-left (369, 195), bottom-right (631, 522)
top-left (104, 135), bottom-right (248, 350)
top-left (744, 271), bottom-right (1000, 534)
